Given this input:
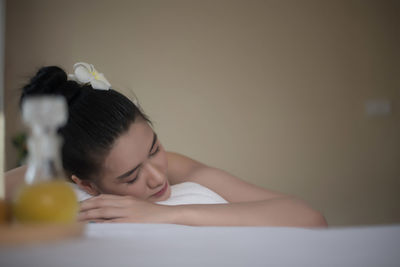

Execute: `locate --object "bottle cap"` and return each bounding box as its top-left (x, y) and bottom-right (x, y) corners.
top-left (22, 96), bottom-right (68, 131)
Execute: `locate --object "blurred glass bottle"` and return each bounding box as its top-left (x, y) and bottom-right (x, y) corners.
top-left (13, 96), bottom-right (78, 223)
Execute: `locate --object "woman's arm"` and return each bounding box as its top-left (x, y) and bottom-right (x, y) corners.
top-left (169, 197), bottom-right (326, 227)
top-left (166, 152), bottom-right (328, 227)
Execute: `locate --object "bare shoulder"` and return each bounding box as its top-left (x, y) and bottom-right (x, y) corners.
top-left (166, 151), bottom-right (205, 185)
top-left (166, 151), bottom-right (286, 203)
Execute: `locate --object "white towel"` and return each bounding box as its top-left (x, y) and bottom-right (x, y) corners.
top-left (157, 182), bottom-right (228, 205)
top-left (70, 182), bottom-right (228, 205)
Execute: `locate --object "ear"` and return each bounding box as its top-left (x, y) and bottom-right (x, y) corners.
top-left (71, 175), bottom-right (101, 196)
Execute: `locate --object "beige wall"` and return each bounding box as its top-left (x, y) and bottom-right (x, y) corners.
top-left (4, 0), bottom-right (400, 226)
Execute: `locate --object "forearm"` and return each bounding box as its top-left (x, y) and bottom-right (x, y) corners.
top-left (78, 193), bottom-right (327, 227)
top-left (169, 197), bottom-right (328, 227)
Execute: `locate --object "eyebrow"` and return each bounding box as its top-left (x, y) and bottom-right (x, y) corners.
top-left (115, 132), bottom-right (158, 180)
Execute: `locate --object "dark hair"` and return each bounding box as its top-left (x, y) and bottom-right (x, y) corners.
top-left (20, 66), bottom-right (151, 181)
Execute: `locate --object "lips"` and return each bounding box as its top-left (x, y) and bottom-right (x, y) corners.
top-left (152, 182), bottom-right (168, 198)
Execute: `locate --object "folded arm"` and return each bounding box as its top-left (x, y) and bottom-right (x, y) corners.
top-left (79, 159), bottom-right (327, 227)
top-left (165, 152), bottom-right (328, 227)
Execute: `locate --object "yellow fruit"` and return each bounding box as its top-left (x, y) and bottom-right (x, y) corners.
top-left (13, 180), bottom-right (78, 223)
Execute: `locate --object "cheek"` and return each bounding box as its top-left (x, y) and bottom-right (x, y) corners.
top-left (124, 183), bottom-right (148, 199)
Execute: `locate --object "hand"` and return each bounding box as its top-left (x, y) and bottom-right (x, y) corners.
top-left (78, 194), bottom-right (173, 223)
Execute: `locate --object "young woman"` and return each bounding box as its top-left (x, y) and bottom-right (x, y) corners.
top-left (5, 63), bottom-right (327, 227)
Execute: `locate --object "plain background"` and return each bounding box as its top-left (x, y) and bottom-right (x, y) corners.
top-left (2, 0), bottom-right (399, 226)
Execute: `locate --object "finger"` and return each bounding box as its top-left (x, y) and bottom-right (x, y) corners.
top-left (107, 218), bottom-right (129, 223)
top-left (78, 207), bottom-right (126, 221)
top-left (79, 218), bottom-right (115, 224)
top-left (97, 193), bottom-right (125, 198)
top-left (91, 219), bottom-right (124, 224)
top-left (85, 219), bottom-right (105, 223)
top-left (80, 219), bottom-right (114, 224)
top-left (80, 195), bottom-right (130, 212)
top-left (81, 193), bottom-right (135, 204)
top-left (80, 193), bottom-right (128, 202)
top-left (88, 194), bottom-right (127, 201)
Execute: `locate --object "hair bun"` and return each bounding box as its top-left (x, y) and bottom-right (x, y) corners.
top-left (22, 66), bottom-right (67, 96)
top-left (20, 66), bottom-right (86, 107)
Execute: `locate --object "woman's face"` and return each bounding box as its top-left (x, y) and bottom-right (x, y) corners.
top-left (94, 119), bottom-right (171, 202)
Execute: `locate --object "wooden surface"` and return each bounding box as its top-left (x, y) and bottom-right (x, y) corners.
top-left (0, 222), bottom-right (85, 245)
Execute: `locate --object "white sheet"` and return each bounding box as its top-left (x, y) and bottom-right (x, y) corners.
top-left (1, 224), bottom-right (399, 266)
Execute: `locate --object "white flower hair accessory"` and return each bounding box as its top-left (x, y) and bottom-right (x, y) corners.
top-left (68, 62), bottom-right (111, 90)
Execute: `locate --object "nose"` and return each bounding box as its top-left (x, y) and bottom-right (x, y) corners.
top-left (143, 161), bottom-right (165, 189)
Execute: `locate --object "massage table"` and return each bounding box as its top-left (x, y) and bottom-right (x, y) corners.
top-left (1, 223), bottom-right (399, 266)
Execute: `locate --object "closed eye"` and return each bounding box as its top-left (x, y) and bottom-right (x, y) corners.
top-left (150, 146), bottom-right (160, 157)
top-left (126, 175), bottom-right (138, 184)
